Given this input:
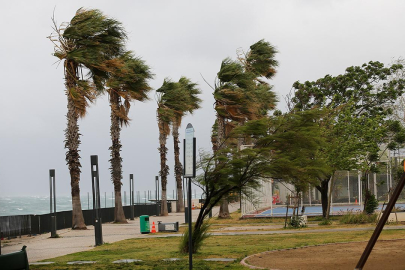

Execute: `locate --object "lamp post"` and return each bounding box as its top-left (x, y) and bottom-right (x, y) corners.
top-left (155, 176), bottom-right (159, 216)
top-left (49, 169), bottom-right (57, 238)
top-left (130, 174), bottom-right (134, 220)
top-left (184, 123), bottom-right (196, 270)
top-left (91, 155), bottom-right (103, 246)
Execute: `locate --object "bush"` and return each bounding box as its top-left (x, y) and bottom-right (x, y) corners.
top-left (318, 219), bottom-right (332, 226)
top-left (340, 211), bottom-right (377, 224)
top-left (180, 222), bottom-right (211, 254)
top-left (288, 216), bottom-right (307, 228)
top-left (365, 194), bottom-right (379, 214)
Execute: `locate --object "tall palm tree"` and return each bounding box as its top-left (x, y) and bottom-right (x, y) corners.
top-left (49, 8), bottom-right (126, 229)
top-left (214, 58), bottom-right (253, 218)
top-left (172, 77), bottom-right (201, 213)
top-left (107, 52), bottom-right (153, 222)
top-left (213, 40), bottom-right (278, 218)
top-left (156, 79), bottom-right (194, 216)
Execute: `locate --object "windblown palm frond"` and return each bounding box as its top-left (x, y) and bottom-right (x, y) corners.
top-left (107, 51), bottom-right (153, 126)
top-left (247, 39), bottom-right (278, 79)
top-left (214, 40), bottom-right (279, 124)
top-left (51, 8), bottom-right (127, 89)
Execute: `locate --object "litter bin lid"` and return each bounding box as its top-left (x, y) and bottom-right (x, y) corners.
top-left (140, 215), bottom-right (149, 220)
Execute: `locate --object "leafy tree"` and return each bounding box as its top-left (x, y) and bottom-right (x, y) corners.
top-left (290, 61), bottom-right (405, 217)
top-left (238, 110), bottom-right (330, 195)
top-left (49, 9), bottom-right (126, 228)
top-left (106, 52), bottom-right (153, 222)
top-left (383, 59), bottom-right (405, 184)
top-left (212, 40), bottom-right (278, 218)
top-left (156, 78), bottom-right (200, 216)
top-left (184, 109), bottom-right (324, 253)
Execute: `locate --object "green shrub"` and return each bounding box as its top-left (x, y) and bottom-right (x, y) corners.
top-left (365, 194), bottom-right (379, 214)
top-left (288, 216), bottom-right (307, 228)
top-left (340, 211), bottom-right (377, 224)
top-left (318, 219), bottom-right (332, 226)
top-left (180, 222), bottom-right (211, 254)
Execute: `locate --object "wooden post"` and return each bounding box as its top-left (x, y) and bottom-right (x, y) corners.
top-left (355, 172), bottom-right (405, 269)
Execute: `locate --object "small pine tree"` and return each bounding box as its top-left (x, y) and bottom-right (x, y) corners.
top-left (365, 191), bottom-right (379, 214)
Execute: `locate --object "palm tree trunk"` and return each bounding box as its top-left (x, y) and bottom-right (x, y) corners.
top-left (216, 113), bottom-right (231, 218)
top-left (219, 198), bottom-right (231, 218)
top-left (109, 92), bottom-right (127, 223)
top-left (65, 60), bottom-right (86, 229)
top-left (216, 114), bottom-right (226, 151)
top-left (158, 118), bottom-right (169, 216)
top-left (172, 121), bottom-right (184, 212)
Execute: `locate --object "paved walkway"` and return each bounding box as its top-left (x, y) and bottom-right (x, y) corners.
top-left (139, 225), bottom-right (405, 239)
top-left (1, 203), bottom-right (239, 262)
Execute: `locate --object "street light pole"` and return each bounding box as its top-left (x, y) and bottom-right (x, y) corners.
top-left (156, 176), bottom-right (159, 216)
top-left (49, 169), bottom-right (57, 238)
top-left (184, 123), bottom-right (196, 270)
top-left (130, 174), bottom-right (134, 220)
top-left (91, 155), bottom-right (103, 246)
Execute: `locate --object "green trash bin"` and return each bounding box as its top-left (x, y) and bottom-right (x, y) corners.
top-left (140, 215), bottom-right (150, 234)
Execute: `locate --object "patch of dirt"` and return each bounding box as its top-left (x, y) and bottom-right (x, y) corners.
top-left (246, 239), bottom-right (405, 270)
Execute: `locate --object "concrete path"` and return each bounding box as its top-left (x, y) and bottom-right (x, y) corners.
top-left (1, 203), bottom-right (239, 262)
top-left (132, 225), bottom-right (405, 239)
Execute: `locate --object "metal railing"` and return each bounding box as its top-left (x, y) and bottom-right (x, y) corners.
top-left (0, 203), bottom-right (164, 238)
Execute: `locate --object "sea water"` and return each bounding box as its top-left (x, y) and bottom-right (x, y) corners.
top-left (0, 191), bottom-right (186, 217)
top-left (0, 196), bottom-right (94, 216)
top-left (0, 195), bottom-right (126, 216)
top-left (0, 192), bottom-right (182, 216)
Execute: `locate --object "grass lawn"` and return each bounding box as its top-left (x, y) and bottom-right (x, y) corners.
top-left (30, 228), bottom-right (405, 269)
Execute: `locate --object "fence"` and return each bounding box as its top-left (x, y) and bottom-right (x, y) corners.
top-left (303, 171), bottom-right (405, 205)
top-left (241, 170), bottom-right (405, 216)
top-left (241, 179), bottom-right (274, 216)
top-left (0, 203), bottom-right (165, 239)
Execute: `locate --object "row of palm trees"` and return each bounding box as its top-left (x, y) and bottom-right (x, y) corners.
top-left (49, 8), bottom-right (201, 227)
top-left (156, 78), bottom-right (202, 215)
top-left (49, 8), bottom-right (277, 226)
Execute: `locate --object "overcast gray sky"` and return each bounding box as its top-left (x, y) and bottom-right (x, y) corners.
top-left (1, 0), bottom-right (405, 197)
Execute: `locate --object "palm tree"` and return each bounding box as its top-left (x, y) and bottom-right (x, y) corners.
top-left (107, 52), bottom-right (153, 222)
top-left (172, 77), bottom-right (202, 213)
top-left (156, 78), bottom-right (196, 216)
top-left (49, 8), bottom-right (126, 229)
top-left (214, 58), bottom-right (254, 218)
top-left (213, 40), bottom-right (278, 218)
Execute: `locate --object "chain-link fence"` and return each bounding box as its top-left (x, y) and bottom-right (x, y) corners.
top-left (241, 169), bottom-right (405, 216)
top-left (241, 179), bottom-right (273, 216)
